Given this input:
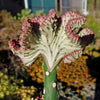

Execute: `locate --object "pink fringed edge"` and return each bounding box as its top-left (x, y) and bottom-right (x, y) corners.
top-left (46, 9), bottom-right (56, 21)
top-left (79, 28), bottom-right (94, 46)
top-left (8, 38), bottom-right (22, 54)
top-left (63, 28), bottom-right (94, 64)
top-left (65, 17), bottom-right (86, 43)
top-left (63, 49), bottom-right (83, 63)
top-left (61, 11), bottom-right (85, 26)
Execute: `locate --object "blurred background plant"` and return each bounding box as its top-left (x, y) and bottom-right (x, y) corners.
top-left (0, 71), bottom-right (37, 100)
top-left (15, 85), bottom-right (37, 100)
top-left (85, 15), bottom-right (100, 38)
top-left (14, 9), bottom-right (46, 22)
top-left (57, 55), bottom-right (96, 88)
top-left (27, 57), bottom-right (44, 84)
top-left (0, 10), bottom-right (21, 50)
top-left (0, 9), bottom-right (46, 50)
top-left (0, 71), bottom-right (18, 99)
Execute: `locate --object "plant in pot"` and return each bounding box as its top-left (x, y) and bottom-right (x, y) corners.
top-left (9, 9), bottom-right (94, 100)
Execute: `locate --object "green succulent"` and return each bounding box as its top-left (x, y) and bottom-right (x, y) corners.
top-left (9, 9), bottom-right (94, 100)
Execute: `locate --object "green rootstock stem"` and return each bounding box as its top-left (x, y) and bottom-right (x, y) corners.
top-left (42, 57), bottom-right (59, 100)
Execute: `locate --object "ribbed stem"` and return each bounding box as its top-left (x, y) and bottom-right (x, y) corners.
top-left (42, 57), bottom-right (59, 100)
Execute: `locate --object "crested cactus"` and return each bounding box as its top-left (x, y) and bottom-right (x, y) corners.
top-left (9, 9), bottom-right (94, 100)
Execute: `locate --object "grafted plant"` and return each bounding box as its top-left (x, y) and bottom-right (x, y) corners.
top-left (9, 9), bottom-right (94, 100)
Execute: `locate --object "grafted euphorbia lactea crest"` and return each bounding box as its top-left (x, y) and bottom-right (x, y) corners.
top-left (9, 9), bottom-right (94, 72)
